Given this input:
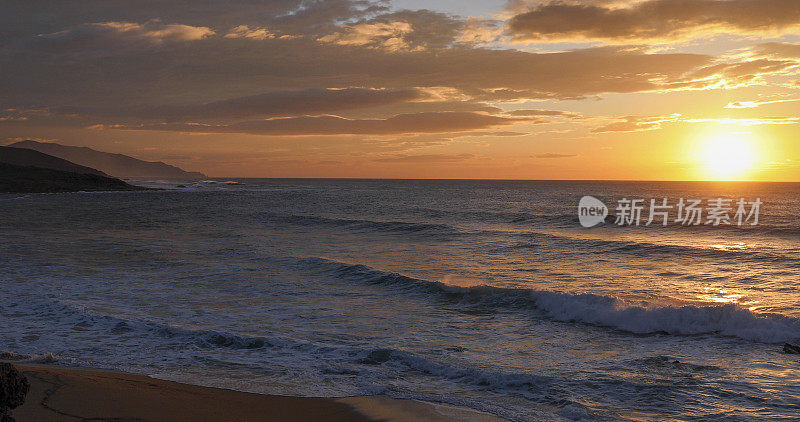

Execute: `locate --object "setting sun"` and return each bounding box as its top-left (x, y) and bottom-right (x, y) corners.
top-left (699, 132), bottom-right (759, 181)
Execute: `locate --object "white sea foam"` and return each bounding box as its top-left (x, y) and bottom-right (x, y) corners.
top-left (301, 257), bottom-right (800, 344)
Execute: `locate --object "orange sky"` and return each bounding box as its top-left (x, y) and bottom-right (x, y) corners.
top-left (1, 0), bottom-right (799, 181)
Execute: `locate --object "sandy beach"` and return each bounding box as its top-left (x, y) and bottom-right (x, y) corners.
top-left (8, 363), bottom-right (503, 421)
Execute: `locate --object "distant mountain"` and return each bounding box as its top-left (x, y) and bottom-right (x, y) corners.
top-left (0, 146), bottom-right (144, 193)
top-left (8, 140), bottom-right (206, 179)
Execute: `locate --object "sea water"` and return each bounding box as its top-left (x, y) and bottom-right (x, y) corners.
top-left (1, 180), bottom-right (799, 420)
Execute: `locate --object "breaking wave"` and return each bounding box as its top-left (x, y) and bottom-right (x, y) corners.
top-left (295, 257), bottom-right (800, 344)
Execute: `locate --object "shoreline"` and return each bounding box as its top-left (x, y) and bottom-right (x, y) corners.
top-left (7, 362), bottom-right (504, 421)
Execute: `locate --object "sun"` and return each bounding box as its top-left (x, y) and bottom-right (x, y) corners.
top-left (698, 132), bottom-right (758, 181)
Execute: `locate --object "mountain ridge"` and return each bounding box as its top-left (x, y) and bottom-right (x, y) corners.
top-left (8, 140), bottom-right (205, 179)
top-left (0, 146), bottom-right (108, 176)
top-left (0, 146), bottom-right (145, 193)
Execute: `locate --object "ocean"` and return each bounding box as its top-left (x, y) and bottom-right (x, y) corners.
top-left (1, 179), bottom-right (799, 421)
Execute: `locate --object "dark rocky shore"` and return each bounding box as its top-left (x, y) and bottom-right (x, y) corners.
top-left (0, 363), bottom-right (28, 422)
top-left (0, 162), bottom-right (144, 193)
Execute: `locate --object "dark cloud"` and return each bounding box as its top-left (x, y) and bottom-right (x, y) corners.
top-left (3, 0), bottom-right (735, 112)
top-left (1, 0), bottom-right (381, 41)
top-left (1, 0), bottom-right (791, 140)
top-left (21, 21), bottom-right (215, 58)
top-left (1, 35), bottom-right (714, 109)
top-left (130, 112), bottom-right (527, 135)
top-left (508, 0), bottom-right (800, 43)
top-left (60, 88), bottom-right (422, 121)
top-left (336, 99), bottom-right (503, 119)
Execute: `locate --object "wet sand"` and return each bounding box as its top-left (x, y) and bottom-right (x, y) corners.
top-left (10, 364), bottom-right (504, 421)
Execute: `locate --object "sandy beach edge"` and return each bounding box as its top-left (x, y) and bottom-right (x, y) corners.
top-left (4, 362), bottom-right (505, 421)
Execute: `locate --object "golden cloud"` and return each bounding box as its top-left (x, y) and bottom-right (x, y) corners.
top-left (592, 114), bottom-right (681, 133)
top-left (318, 21), bottom-right (418, 51)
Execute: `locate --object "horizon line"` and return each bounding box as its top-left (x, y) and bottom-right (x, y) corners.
top-left (194, 177), bottom-right (800, 183)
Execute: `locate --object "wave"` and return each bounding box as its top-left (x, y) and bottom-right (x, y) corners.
top-left (295, 257), bottom-right (800, 344)
top-left (3, 277), bottom-right (790, 421)
top-left (399, 202), bottom-right (800, 239)
top-left (634, 355), bottom-right (722, 372)
top-left (512, 232), bottom-right (799, 266)
top-left (0, 351), bottom-right (60, 363)
top-left (261, 213), bottom-right (462, 238)
top-left (260, 210), bottom-right (798, 265)
top-left (0, 298), bottom-right (585, 421)
top-left (639, 224), bottom-right (800, 243)
top-left (604, 240), bottom-right (797, 265)
top-left (398, 205), bottom-right (580, 227)
top-left (0, 297), bottom-right (559, 402)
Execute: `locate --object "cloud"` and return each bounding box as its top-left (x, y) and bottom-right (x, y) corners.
top-left (315, 9), bottom-right (465, 52)
top-left (224, 25), bottom-right (277, 40)
top-left (318, 21), bottom-right (417, 51)
top-left (508, 0), bottom-right (800, 44)
top-left (654, 56), bottom-right (799, 92)
top-left (0, 116), bottom-right (27, 122)
top-left (2, 1), bottom-right (789, 130)
top-left (128, 112), bottom-right (527, 135)
top-left (592, 114), bottom-right (680, 133)
top-left (2, 25), bottom-right (716, 109)
top-left (456, 18), bottom-right (505, 45)
top-left (419, 46), bottom-right (713, 100)
top-left (456, 131), bottom-right (530, 137)
top-left (373, 153), bottom-right (475, 163)
top-left (749, 42), bottom-right (800, 59)
top-left (337, 99), bottom-right (503, 119)
top-left (29, 20), bottom-right (213, 56)
top-left (506, 109), bottom-right (581, 118)
top-left (534, 153), bottom-right (577, 158)
top-left (60, 88), bottom-right (423, 121)
top-left (2, 0), bottom-right (383, 40)
top-left (724, 101), bottom-right (761, 109)
top-left (685, 59), bottom-right (798, 87)
top-left (591, 114), bottom-right (799, 133)
top-left (685, 117), bottom-right (800, 125)
top-left (724, 98), bottom-right (800, 108)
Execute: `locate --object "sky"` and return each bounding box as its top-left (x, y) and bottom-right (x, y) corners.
top-left (1, 0), bottom-right (799, 181)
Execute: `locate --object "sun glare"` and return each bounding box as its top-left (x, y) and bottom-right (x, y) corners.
top-left (698, 132), bottom-right (758, 181)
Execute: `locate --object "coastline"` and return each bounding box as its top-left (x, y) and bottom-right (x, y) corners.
top-left (8, 363), bottom-right (504, 421)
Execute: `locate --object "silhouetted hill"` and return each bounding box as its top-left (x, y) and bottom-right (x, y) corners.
top-left (8, 140), bottom-right (205, 179)
top-left (0, 146), bottom-right (145, 193)
top-left (0, 162), bottom-right (144, 193)
top-left (0, 146), bottom-right (107, 176)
